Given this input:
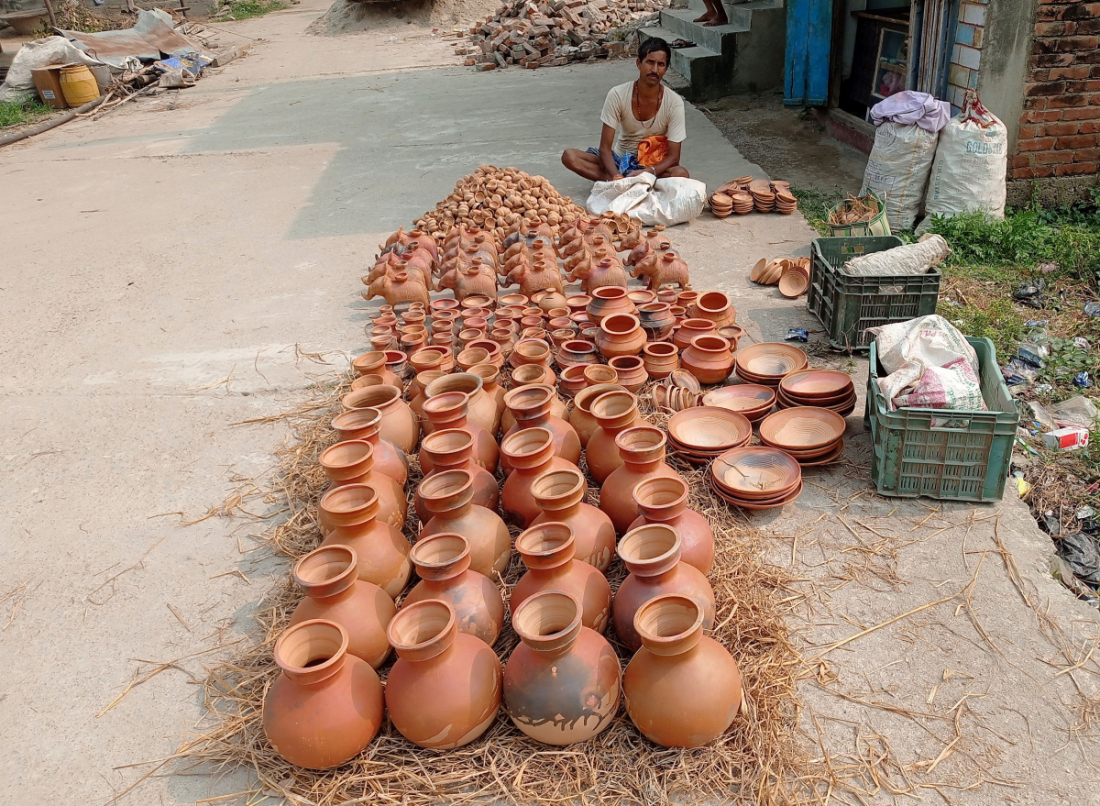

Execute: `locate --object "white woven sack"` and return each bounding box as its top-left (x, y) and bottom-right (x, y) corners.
top-left (860, 122), bottom-right (939, 231)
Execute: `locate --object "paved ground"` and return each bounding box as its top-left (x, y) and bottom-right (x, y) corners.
top-left (2, 2), bottom-right (1099, 804)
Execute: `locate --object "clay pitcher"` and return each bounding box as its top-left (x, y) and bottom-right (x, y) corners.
top-left (600, 426), bottom-right (682, 535)
top-left (503, 591), bottom-right (621, 745)
top-left (500, 427), bottom-right (578, 528)
top-left (584, 390), bottom-right (647, 484)
top-left (415, 428), bottom-right (499, 523)
top-left (385, 600), bottom-right (502, 749)
top-left (263, 620), bottom-right (384, 770)
top-left (628, 476), bottom-right (715, 574)
top-left (331, 407), bottom-right (408, 487)
top-left (319, 440), bottom-right (407, 528)
top-left (340, 384), bottom-right (419, 455)
top-left (502, 384), bottom-right (582, 469)
top-left (421, 391), bottom-right (500, 473)
top-left (530, 468), bottom-right (616, 572)
top-left (568, 383), bottom-right (625, 448)
top-left (512, 522), bottom-right (612, 633)
top-left (318, 484), bottom-right (411, 599)
top-left (418, 469), bottom-right (512, 578)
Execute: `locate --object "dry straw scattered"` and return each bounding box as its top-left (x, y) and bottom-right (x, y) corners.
top-left (180, 373), bottom-right (812, 806)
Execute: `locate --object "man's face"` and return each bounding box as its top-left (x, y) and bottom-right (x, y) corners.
top-left (637, 51), bottom-right (668, 87)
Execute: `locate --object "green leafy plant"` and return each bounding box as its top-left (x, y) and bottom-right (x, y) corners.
top-left (938, 297), bottom-right (1024, 359)
top-left (0, 98), bottom-right (54, 129)
top-left (1038, 337), bottom-right (1100, 385)
top-left (224, 0), bottom-right (285, 19)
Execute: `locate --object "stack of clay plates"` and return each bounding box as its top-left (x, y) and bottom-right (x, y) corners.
top-left (716, 177), bottom-right (753, 194)
top-left (758, 406), bottom-right (846, 466)
top-left (770, 180), bottom-right (791, 194)
top-left (669, 407), bottom-right (753, 465)
top-left (709, 192), bottom-right (733, 218)
top-left (734, 343), bottom-right (809, 386)
top-left (710, 446), bottom-right (802, 509)
top-left (749, 180), bottom-right (775, 213)
top-left (730, 191), bottom-right (754, 214)
top-left (777, 369), bottom-right (857, 415)
top-left (701, 384), bottom-right (776, 423)
top-left (778, 257), bottom-right (811, 298)
top-left (750, 258), bottom-right (785, 285)
top-left (775, 190), bottom-right (799, 215)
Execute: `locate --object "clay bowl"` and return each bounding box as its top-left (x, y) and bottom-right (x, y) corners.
top-left (768, 438), bottom-right (840, 460)
top-left (702, 384), bottom-right (775, 413)
top-left (795, 439), bottom-right (845, 466)
top-left (750, 259), bottom-right (768, 283)
top-left (667, 407), bottom-right (752, 453)
top-left (735, 343), bottom-right (808, 380)
top-left (758, 407), bottom-right (846, 452)
top-left (710, 476), bottom-right (804, 510)
top-left (776, 386), bottom-right (857, 412)
top-left (711, 447), bottom-right (801, 499)
top-left (780, 370), bottom-right (854, 399)
top-left (666, 369), bottom-right (702, 393)
top-left (778, 271), bottom-right (809, 299)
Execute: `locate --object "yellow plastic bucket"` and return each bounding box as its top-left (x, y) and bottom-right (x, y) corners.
top-left (59, 65), bottom-right (100, 107)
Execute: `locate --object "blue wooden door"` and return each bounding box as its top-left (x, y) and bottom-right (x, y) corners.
top-left (785, 0), bottom-right (833, 106)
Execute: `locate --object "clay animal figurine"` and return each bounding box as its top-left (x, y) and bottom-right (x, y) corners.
top-left (366, 271), bottom-right (431, 307)
top-left (506, 259), bottom-right (564, 297)
top-left (635, 251), bottom-right (691, 291)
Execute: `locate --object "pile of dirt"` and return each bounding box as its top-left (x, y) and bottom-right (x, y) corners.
top-left (308, 0), bottom-right (500, 34)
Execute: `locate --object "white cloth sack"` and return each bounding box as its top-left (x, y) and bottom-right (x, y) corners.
top-left (844, 233), bottom-right (950, 277)
top-left (870, 91), bottom-right (951, 133)
top-left (860, 121), bottom-right (939, 231)
top-left (587, 173), bottom-right (707, 227)
top-left (0, 36), bottom-right (109, 102)
top-left (868, 315), bottom-right (987, 422)
top-left (918, 92), bottom-right (1008, 232)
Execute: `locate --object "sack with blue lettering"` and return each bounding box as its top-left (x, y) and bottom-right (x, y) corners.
top-left (918, 91), bottom-right (1007, 232)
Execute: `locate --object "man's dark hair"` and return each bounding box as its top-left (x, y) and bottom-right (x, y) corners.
top-left (638, 37), bottom-right (672, 64)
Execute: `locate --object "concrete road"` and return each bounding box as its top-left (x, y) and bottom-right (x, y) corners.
top-left (1, 1), bottom-right (1098, 803)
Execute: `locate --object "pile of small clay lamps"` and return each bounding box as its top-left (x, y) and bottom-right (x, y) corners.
top-left (708, 177), bottom-right (798, 217)
top-left (260, 216), bottom-right (759, 772)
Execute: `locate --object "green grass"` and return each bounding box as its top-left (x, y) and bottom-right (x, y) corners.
top-left (790, 186), bottom-right (843, 237)
top-left (937, 296), bottom-right (1024, 360)
top-left (0, 98), bottom-right (54, 129)
top-left (224, 0), bottom-right (285, 19)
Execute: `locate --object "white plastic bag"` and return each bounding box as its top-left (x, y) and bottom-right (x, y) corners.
top-left (861, 121), bottom-right (939, 231)
top-left (587, 173), bottom-right (707, 227)
top-left (919, 92), bottom-right (1007, 232)
top-left (0, 36), bottom-right (108, 102)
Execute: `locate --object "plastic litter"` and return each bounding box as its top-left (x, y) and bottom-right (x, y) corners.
top-left (1042, 427), bottom-right (1090, 451)
top-left (1023, 401), bottom-right (1055, 432)
top-left (1016, 342), bottom-right (1048, 368)
top-left (785, 328), bottom-right (809, 343)
top-left (1059, 532), bottom-right (1100, 587)
top-left (1025, 320), bottom-right (1049, 328)
top-left (1053, 396), bottom-right (1098, 429)
top-left (1051, 556), bottom-right (1100, 607)
top-left (1085, 301), bottom-right (1100, 318)
top-left (1074, 372), bottom-right (1093, 389)
top-left (1013, 279), bottom-right (1046, 309)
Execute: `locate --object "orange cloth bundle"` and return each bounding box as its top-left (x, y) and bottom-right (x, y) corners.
top-left (637, 136), bottom-right (669, 168)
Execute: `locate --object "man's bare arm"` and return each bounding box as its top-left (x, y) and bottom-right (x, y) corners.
top-left (599, 124), bottom-right (621, 180)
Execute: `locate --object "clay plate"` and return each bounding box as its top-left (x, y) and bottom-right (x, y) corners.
top-left (778, 271), bottom-right (809, 298)
top-left (702, 384), bottom-right (776, 413)
top-left (735, 343), bottom-right (808, 379)
top-left (710, 476), bottom-right (804, 509)
top-left (711, 446), bottom-right (801, 498)
top-left (792, 439), bottom-right (845, 466)
top-left (758, 407), bottom-right (847, 451)
top-left (668, 407), bottom-right (753, 450)
top-left (777, 386), bottom-right (857, 411)
top-left (780, 370), bottom-right (854, 399)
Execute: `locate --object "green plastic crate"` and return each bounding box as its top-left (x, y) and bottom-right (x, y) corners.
top-left (808, 236), bottom-right (941, 352)
top-left (865, 336), bottom-right (1018, 502)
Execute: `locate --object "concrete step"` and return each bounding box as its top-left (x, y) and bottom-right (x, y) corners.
top-left (660, 8), bottom-right (748, 55)
top-left (639, 26), bottom-right (724, 102)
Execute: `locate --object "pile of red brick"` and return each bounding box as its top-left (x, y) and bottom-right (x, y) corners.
top-left (456, 0), bottom-right (664, 71)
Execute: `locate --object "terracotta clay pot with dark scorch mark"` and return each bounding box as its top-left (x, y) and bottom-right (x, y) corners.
top-left (385, 600), bottom-right (502, 750)
top-left (421, 391), bottom-right (500, 473)
top-left (624, 594), bottom-right (741, 747)
top-left (584, 390), bottom-right (649, 484)
top-left (628, 476), bottom-right (714, 574)
top-left (318, 484), bottom-right (411, 599)
top-left (600, 426), bottom-right (682, 535)
top-left (530, 468), bottom-right (615, 572)
top-left (502, 384), bottom-right (582, 469)
top-left (319, 439), bottom-right (408, 528)
top-left (263, 620), bottom-right (384, 770)
top-left (331, 407), bottom-right (408, 487)
top-left (503, 591), bottom-right (621, 746)
top-left (415, 428), bottom-right (499, 523)
top-left (500, 427), bottom-right (578, 528)
top-left (340, 384), bottom-right (419, 455)
top-left (403, 533), bottom-right (505, 647)
top-left (417, 469), bottom-right (512, 578)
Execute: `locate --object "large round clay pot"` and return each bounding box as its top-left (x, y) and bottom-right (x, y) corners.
top-left (641, 342), bottom-right (680, 380)
top-left (623, 595), bottom-right (741, 747)
top-left (424, 373), bottom-right (499, 438)
top-left (404, 533), bottom-right (505, 646)
top-left (672, 319), bottom-right (716, 352)
top-left (318, 485), bottom-right (411, 599)
top-left (559, 364), bottom-right (589, 397)
top-left (504, 591), bottom-right (621, 745)
top-left (512, 523), bottom-right (612, 633)
top-left (612, 524), bottom-right (715, 652)
top-left (584, 390), bottom-right (648, 484)
top-left (350, 374), bottom-right (387, 392)
top-left (500, 427), bottom-right (578, 528)
top-left (385, 349), bottom-right (411, 381)
top-left (352, 351), bottom-right (401, 389)
top-left (502, 384), bottom-right (582, 469)
top-left (628, 477), bottom-right (715, 574)
top-left (503, 365), bottom-right (566, 432)
top-left (409, 346), bottom-right (446, 377)
top-left (341, 385), bottom-right (419, 454)
top-left (421, 391), bottom-right (499, 473)
top-left (692, 291), bottom-right (736, 328)
top-left (530, 468), bottom-right (616, 572)
top-left (385, 600), bottom-right (502, 749)
top-left (418, 469), bottom-right (512, 578)
top-left (682, 335), bottom-right (735, 385)
top-left (466, 362), bottom-right (507, 423)
top-left (263, 620), bottom-right (384, 770)
top-left (607, 356), bottom-right (647, 393)
top-left (319, 459), bottom-right (405, 531)
top-left (556, 339), bottom-right (600, 370)
top-left (288, 546), bottom-right (396, 669)
top-left (568, 383), bottom-right (625, 448)
top-left (509, 338), bottom-right (553, 371)
top-left (596, 314), bottom-right (646, 360)
top-left (600, 426), bottom-right (682, 535)
top-left (586, 286), bottom-right (634, 326)
top-left (320, 440), bottom-right (407, 527)
top-left (416, 429), bottom-right (499, 523)
top-left (331, 408), bottom-right (408, 487)
top-left (636, 302), bottom-right (676, 342)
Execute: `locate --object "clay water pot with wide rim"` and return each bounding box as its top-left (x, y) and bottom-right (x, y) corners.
top-left (583, 364), bottom-right (618, 388)
top-left (351, 351), bottom-right (401, 389)
top-left (318, 484), bottom-right (411, 598)
top-left (288, 546), bottom-right (396, 669)
top-left (503, 591), bottom-right (621, 746)
top-left (500, 427), bottom-right (579, 528)
top-left (682, 334), bottom-right (735, 385)
top-left (641, 342), bottom-right (680, 380)
top-left (331, 407), bottom-right (408, 487)
top-left (612, 524), bottom-right (715, 652)
top-left (421, 391), bottom-right (500, 473)
top-left (385, 600), bottom-right (502, 750)
top-left (600, 426), bottom-right (682, 535)
top-left (263, 620), bottom-right (384, 770)
top-left (512, 523), bottom-right (611, 633)
top-left (559, 364), bottom-right (589, 397)
top-left (370, 331), bottom-right (397, 353)
top-left (623, 595), bottom-right (741, 747)
top-left (418, 469), bottom-right (511, 578)
top-left (416, 428), bottom-right (499, 522)
top-left (409, 346), bottom-right (447, 377)
top-left (628, 477), bottom-right (715, 574)
top-left (585, 390), bottom-right (648, 484)
top-left (404, 533), bottom-right (505, 646)
top-left (672, 318), bottom-right (717, 352)
top-left (350, 373), bottom-right (386, 392)
top-left (568, 383), bottom-right (625, 448)
top-left (607, 355), bottom-right (647, 393)
top-left (502, 384), bottom-right (582, 468)
top-left (319, 440), bottom-right (408, 527)
top-left (424, 372), bottom-right (499, 437)
top-left (457, 346), bottom-right (491, 373)
top-left (530, 468), bottom-right (615, 572)
top-left (341, 384), bottom-right (419, 455)
top-left (509, 338), bottom-right (553, 371)
top-left (556, 339), bottom-right (600, 370)
top-left (596, 314), bottom-right (646, 359)
top-left (466, 362), bottom-right (507, 423)
top-left (692, 291), bottom-right (736, 328)
top-left (637, 302), bottom-right (676, 342)
top-left (586, 286), bottom-right (634, 326)
top-left (466, 339), bottom-right (505, 370)
top-left (384, 349), bottom-right (411, 380)
top-left (504, 365), bottom-right (566, 431)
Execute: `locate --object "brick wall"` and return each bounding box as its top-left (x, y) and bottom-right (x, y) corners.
top-left (946, 0), bottom-right (989, 114)
top-left (1011, 0), bottom-right (1100, 183)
